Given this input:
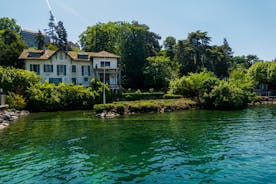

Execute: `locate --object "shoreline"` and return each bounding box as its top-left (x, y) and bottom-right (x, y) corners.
top-left (0, 109), bottom-right (30, 130)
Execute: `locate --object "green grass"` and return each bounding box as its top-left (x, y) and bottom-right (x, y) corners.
top-left (94, 98), bottom-right (197, 114)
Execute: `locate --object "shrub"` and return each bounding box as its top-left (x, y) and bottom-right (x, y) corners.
top-left (169, 71), bottom-right (219, 101)
top-left (26, 82), bottom-right (99, 111)
top-left (122, 91), bottom-right (165, 101)
top-left (203, 81), bottom-right (250, 109)
top-left (94, 98), bottom-right (197, 114)
top-left (7, 92), bottom-right (26, 110)
top-left (163, 94), bottom-right (182, 99)
top-left (0, 66), bottom-right (40, 95)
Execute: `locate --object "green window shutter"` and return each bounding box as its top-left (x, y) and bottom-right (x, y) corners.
top-left (64, 65), bottom-right (66, 76)
top-left (51, 65), bottom-right (53, 72)
top-left (57, 65), bottom-right (59, 76)
top-left (37, 65), bottom-right (40, 75)
top-left (30, 64), bottom-right (33, 71)
top-left (82, 66), bottom-right (84, 76)
top-left (43, 64), bottom-right (46, 72)
top-left (88, 66), bottom-right (91, 76)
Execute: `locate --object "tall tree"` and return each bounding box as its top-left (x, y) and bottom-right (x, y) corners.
top-left (0, 17), bottom-right (21, 33)
top-left (187, 31), bottom-right (211, 71)
top-left (46, 12), bottom-right (56, 43)
top-left (55, 21), bottom-right (68, 50)
top-left (80, 21), bottom-right (161, 88)
top-left (36, 30), bottom-right (45, 49)
top-left (144, 56), bottom-right (179, 89)
top-left (164, 36), bottom-right (176, 60)
top-left (0, 30), bottom-right (25, 68)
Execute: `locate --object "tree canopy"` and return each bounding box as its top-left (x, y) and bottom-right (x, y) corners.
top-left (0, 17), bottom-right (21, 33)
top-left (80, 21), bottom-right (161, 87)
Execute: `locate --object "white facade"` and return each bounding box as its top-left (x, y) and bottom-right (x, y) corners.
top-left (21, 50), bottom-right (121, 90)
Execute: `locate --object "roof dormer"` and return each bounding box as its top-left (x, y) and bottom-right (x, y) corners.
top-left (77, 54), bottom-right (89, 60)
top-left (28, 51), bottom-right (44, 58)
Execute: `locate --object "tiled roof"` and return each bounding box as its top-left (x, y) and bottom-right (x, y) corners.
top-left (19, 50), bottom-right (120, 61)
top-left (18, 49), bottom-right (57, 60)
top-left (92, 51), bottom-right (120, 58)
top-left (67, 51), bottom-right (95, 61)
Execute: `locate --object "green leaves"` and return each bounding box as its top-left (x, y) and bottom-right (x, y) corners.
top-left (143, 56), bottom-right (179, 89)
top-left (169, 70), bottom-right (255, 109)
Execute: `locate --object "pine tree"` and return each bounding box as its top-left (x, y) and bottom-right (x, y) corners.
top-left (55, 21), bottom-right (68, 50)
top-left (46, 11), bottom-right (56, 43)
top-left (36, 30), bottom-right (45, 49)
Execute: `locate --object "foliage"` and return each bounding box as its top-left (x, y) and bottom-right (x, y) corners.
top-left (163, 94), bottom-right (182, 99)
top-left (174, 32), bottom-right (233, 79)
top-left (232, 55), bottom-right (260, 69)
top-left (248, 62), bottom-right (273, 84)
top-left (0, 17), bottom-right (21, 33)
top-left (26, 82), bottom-right (98, 111)
top-left (229, 67), bottom-right (254, 91)
top-left (203, 81), bottom-right (251, 109)
top-left (94, 98), bottom-right (196, 114)
top-left (55, 21), bottom-right (68, 50)
top-left (169, 71), bottom-right (219, 101)
top-left (163, 36), bottom-right (176, 59)
top-left (143, 56), bottom-right (179, 89)
top-left (36, 30), bottom-right (44, 49)
top-left (80, 21), bottom-right (161, 88)
top-left (7, 92), bottom-right (26, 110)
top-left (0, 30), bottom-right (25, 67)
top-left (46, 43), bottom-right (59, 51)
top-left (90, 78), bottom-right (111, 104)
top-left (169, 69), bottom-right (255, 109)
top-left (45, 12), bottom-right (56, 43)
top-left (0, 66), bottom-right (40, 94)
top-left (122, 90), bottom-right (165, 101)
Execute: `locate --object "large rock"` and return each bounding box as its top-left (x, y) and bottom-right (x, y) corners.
top-left (96, 111), bottom-right (120, 119)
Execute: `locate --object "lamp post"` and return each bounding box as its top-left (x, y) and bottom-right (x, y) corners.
top-left (103, 66), bottom-right (106, 104)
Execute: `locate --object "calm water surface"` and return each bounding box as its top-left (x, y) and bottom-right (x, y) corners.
top-left (0, 106), bottom-right (276, 183)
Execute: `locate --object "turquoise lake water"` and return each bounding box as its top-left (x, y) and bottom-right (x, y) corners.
top-left (0, 106), bottom-right (276, 183)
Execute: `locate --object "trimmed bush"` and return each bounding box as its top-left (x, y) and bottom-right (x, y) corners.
top-left (163, 94), bottom-right (182, 99)
top-left (94, 98), bottom-right (197, 114)
top-left (122, 90), bottom-right (165, 101)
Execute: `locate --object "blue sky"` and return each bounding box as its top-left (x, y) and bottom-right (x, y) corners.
top-left (1, 0), bottom-right (276, 60)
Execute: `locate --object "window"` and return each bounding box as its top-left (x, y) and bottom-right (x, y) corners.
top-left (59, 53), bottom-right (63, 60)
top-left (72, 78), bottom-right (77, 84)
top-left (57, 65), bottom-right (66, 76)
top-left (100, 61), bottom-right (110, 67)
top-left (30, 64), bottom-right (40, 74)
top-left (100, 73), bottom-right (110, 84)
top-left (49, 78), bottom-right (62, 84)
top-left (78, 54), bottom-right (89, 60)
top-left (72, 65), bottom-right (76, 73)
top-left (84, 77), bottom-right (89, 82)
top-left (81, 65), bottom-right (91, 76)
top-left (44, 64), bottom-right (53, 72)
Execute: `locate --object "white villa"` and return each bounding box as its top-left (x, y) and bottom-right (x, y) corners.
top-left (19, 49), bottom-right (121, 91)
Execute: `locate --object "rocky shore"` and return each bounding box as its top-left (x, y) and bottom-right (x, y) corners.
top-left (0, 109), bottom-right (30, 129)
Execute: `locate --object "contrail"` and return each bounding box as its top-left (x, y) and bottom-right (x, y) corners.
top-left (45, 0), bottom-right (57, 24)
top-left (45, 0), bottom-right (52, 11)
